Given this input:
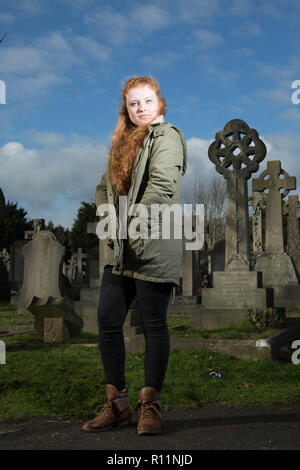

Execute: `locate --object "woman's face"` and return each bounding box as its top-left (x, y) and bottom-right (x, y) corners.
top-left (126, 85), bottom-right (160, 126)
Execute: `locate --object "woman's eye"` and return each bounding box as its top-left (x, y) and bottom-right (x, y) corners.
top-left (146, 99), bottom-right (152, 103)
top-left (130, 102), bottom-right (138, 107)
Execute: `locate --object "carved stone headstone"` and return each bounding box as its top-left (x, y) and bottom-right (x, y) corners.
top-left (17, 230), bottom-right (83, 343)
top-left (208, 119), bottom-right (266, 271)
top-left (252, 162), bottom-right (300, 312)
top-left (283, 195), bottom-right (300, 277)
top-left (252, 161), bottom-right (298, 287)
top-left (252, 161), bottom-right (296, 254)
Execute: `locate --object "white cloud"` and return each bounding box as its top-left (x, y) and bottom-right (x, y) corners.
top-left (131, 5), bottom-right (170, 33)
top-left (0, 135), bottom-right (108, 228)
top-left (280, 108), bottom-right (300, 124)
top-left (74, 36), bottom-right (112, 63)
top-left (0, 13), bottom-right (14, 23)
top-left (229, 0), bottom-right (253, 16)
top-left (192, 29), bottom-right (223, 50)
top-left (231, 22), bottom-right (263, 38)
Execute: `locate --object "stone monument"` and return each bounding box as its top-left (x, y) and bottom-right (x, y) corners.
top-left (16, 230), bottom-right (83, 343)
top-left (252, 161), bottom-right (298, 286)
top-left (252, 162), bottom-right (300, 313)
top-left (190, 119), bottom-right (285, 328)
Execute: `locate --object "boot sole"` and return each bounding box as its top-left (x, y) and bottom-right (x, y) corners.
top-left (82, 418), bottom-right (131, 433)
top-left (137, 427), bottom-right (161, 435)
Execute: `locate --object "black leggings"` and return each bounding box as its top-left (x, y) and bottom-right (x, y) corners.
top-left (97, 266), bottom-right (173, 392)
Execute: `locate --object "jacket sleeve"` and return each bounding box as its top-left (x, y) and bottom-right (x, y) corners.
top-left (95, 171), bottom-right (108, 209)
top-left (139, 126), bottom-right (185, 207)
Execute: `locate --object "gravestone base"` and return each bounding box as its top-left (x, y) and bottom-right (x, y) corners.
top-left (254, 253), bottom-right (299, 287)
top-left (189, 306), bottom-right (285, 329)
top-left (172, 295), bottom-right (198, 305)
top-left (28, 296), bottom-right (83, 343)
top-left (43, 318), bottom-right (71, 343)
top-left (274, 286), bottom-right (300, 314)
top-left (201, 287), bottom-right (271, 309)
top-left (190, 306), bottom-right (251, 328)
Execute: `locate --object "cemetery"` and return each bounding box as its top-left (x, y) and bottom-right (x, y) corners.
top-left (1, 119), bottom-right (300, 362)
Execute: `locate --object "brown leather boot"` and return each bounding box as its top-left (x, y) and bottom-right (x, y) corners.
top-left (135, 386), bottom-right (162, 435)
top-left (82, 384), bottom-right (131, 432)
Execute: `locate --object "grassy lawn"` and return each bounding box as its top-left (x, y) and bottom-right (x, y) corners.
top-left (1, 303), bottom-right (300, 423)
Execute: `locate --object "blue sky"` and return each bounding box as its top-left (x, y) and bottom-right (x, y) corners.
top-left (0, 0), bottom-right (300, 229)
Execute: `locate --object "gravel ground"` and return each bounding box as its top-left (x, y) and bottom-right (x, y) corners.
top-left (1, 403), bottom-right (300, 452)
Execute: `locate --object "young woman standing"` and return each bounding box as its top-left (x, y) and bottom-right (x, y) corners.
top-left (82, 76), bottom-right (187, 435)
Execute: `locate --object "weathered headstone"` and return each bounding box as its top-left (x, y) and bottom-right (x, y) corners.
top-left (17, 230), bottom-right (83, 343)
top-left (208, 119), bottom-right (267, 271)
top-left (248, 193), bottom-right (265, 254)
top-left (252, 161), bottom-right (298, 286)
top-left (253, 161), bottom-right (295, 254)
top-left (9, 239), bottom-right (28, 293)
top-left (283, 195), bottom-right (300, 277)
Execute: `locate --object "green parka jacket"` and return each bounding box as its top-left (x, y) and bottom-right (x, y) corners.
top-left (95, 115), bottom-right (187, 287)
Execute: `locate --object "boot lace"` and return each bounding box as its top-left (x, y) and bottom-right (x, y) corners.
top-left (140, 403), bottom-right (162, 418)
top-left (94, 401), bottom-right (112, 416)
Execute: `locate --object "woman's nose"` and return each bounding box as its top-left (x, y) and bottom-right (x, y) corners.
top-left (138, 101), bottom-right (146, 112)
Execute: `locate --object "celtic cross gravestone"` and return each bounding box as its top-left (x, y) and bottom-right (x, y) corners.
top-left (208, 119), bottom-right (266, 271)
top-left (252, 161), bottom-right (296, 254)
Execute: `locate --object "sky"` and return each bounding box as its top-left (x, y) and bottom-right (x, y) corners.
top-left (0, 0), bottom-right (300, 230)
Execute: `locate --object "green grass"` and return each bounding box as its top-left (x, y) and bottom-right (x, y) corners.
top-left (1, 303), bottom-right (300, 423)
top-left (1, 334), bottom-right (300, 423)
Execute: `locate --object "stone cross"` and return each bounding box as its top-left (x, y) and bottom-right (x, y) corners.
top-left (252, 161), bottom-right (296, 254)
top-left (24, 219), bottom-right (45, 240)
top-left (208, 119), bottom-right (266, 271)
top-left (77, 248), bottom-right (87, 277)
top-left (283, 195), bottom-right (300, 260)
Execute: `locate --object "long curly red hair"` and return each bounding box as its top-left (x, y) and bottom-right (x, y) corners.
top-left (108, 76), bottom-right (166, 195)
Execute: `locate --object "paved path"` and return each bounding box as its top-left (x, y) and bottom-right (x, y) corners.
top-left (1, 404), bottom-right (300, 451)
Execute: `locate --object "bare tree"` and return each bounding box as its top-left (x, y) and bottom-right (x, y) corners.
top-left (192, 173), bottom-right (226, 250)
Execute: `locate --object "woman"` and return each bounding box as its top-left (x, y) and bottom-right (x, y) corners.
top-left (82, 76), bottom-right (187, 435)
